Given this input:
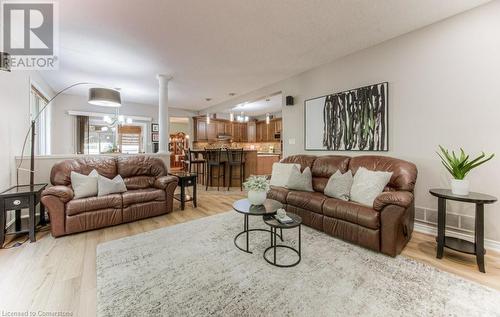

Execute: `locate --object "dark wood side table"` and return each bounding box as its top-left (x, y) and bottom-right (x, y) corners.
top-left (429, 188), bottom-right (497, 273)
top-left (0, 184), bottom-right (48, 248)
top-left (169, 172), bottom-right (197, 210)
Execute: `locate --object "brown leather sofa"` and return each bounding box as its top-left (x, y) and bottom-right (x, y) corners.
top-left (41, 156), bottom-right (178, 237)
top-left (267, 155), bottom-right (417, 257)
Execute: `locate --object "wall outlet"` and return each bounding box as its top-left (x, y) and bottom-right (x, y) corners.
top-left (288, 138), bottom-right (296, 145)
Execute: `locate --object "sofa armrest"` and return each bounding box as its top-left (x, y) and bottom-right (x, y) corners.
top-left (154, 175), bottom-right (178, 190)
top-left (373, 191), bottom-right (413, 211)
top-left (42, 186), bottom-right (74, 203)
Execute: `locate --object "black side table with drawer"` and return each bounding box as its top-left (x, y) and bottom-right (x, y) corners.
top-left (168, 172), bottom-right (197, 210)
top-left (0, 184), bottom-right (48, 248)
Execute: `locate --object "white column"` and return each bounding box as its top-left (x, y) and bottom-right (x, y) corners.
top-left (157, 74), bottom-right (173, 153)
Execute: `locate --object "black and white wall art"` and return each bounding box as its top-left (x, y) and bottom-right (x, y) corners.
top-left (305, 82), bottom-right (388, 151)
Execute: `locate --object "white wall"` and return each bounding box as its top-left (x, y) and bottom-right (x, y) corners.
top-left (203, 2), bottom-right (500, 243)
top-left (0, 71), bottom-right (54, 190)
top-left (50, 93), bottom-right (196, 154)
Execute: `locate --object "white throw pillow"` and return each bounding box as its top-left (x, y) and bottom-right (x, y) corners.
top-left (350, 167), bottom-right (393, 207)
top-left (98, 174), bottom-right (127, 197)
top-left (71, 169), bottom-right (99, 199)
top-left (324, 170), bottom-right (353, 201)
top-left (286, 166), bottom-right (314, 192)
top-left (270, 163), bottom-right (301, 187)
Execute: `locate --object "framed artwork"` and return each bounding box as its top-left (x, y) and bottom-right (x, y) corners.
top-left (151, 123), bottom-right (159, 132)
top-left (304, 82), bottom-right (388, 151)
top-left (152, 132), bottom-right (159, 142)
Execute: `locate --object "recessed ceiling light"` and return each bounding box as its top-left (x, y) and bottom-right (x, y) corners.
top-left (205, 98), bottom-right (212, 102)
top-left (229, 93), bottom-right (236, 96)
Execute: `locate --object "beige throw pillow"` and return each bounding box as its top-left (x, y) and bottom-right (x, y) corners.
top-left (71, 169), bottom-right (99, 199)
top-left (286, 166), bottom-right (314, 192)
top-left (350, 167), bottom-right (393, 207)
top-left (324, 170), bottom-right (353, 201)
top-left (98, 174), bottom-right (127, 196)
top-left (270, 163), bottom-right (301, 187)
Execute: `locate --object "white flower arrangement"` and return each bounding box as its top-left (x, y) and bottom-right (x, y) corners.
top-left (243, 176), bottom-right (270, 192)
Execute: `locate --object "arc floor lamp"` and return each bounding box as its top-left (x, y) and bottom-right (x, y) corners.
top-left (15, 82), bottom-right (122, 186)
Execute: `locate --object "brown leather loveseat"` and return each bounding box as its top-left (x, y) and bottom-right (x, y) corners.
top-left (41, 155), bottom-right (178, 237)
top-left (268, 155), bottom-right (417, 256)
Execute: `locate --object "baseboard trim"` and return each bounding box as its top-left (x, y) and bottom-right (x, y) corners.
top-left (414, 222), bottom-right (500, 253)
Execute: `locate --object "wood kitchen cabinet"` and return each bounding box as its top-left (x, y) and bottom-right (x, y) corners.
top-left (247, 121), bottom-right (256, 142)
top-left (256, 155), bottom-right (280, 175)
top-left (240, 123), bottom-right (247, 142)
top-left (207, 121), bottom-right (217, 140)
top-left (275, 119), bottom-right (282, 132)
top-left (196, 119), bottom-right (207, 141)
top-left (232, 122), bottom-right (240, 141)
top-left (217, 121), bottom-right (225, 136)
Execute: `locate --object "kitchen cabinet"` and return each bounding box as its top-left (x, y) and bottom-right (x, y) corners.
top-left (207, 121), bottom-right (217, 140)
top-left (247, 121), bottom-right (256, 142)
top-left (217, 121), bottom-right (225, 136)
top-left (256, 155), bottom-right (280, 175)
top-left (232, 122), bottom-right (240, 142)
top-left (224, 122), bottom-right (232, 135)
top-left (240, 123), bottom-right (247, 142)
top-left (196, 119), bottom-right (207, 141)
top-left (275, 119), bottom-right (282, 132)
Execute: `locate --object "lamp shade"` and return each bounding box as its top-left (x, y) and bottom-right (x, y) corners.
top-left (88, 87), bottom-right (121, 107)
top-left (0, 52), bottom-right (11, 72)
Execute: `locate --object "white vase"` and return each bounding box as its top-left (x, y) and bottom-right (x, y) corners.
top-left (451, 179), bottom-right (469, 195)
top-left (248, 190), bottom-right (267, 205)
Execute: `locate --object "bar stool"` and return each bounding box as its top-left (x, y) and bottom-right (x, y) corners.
top-left (205, 148), bottom-right (226, 191)
top-left (187, 149), bottom-right (206, 185)
top-left (227, 148), bottom-right (245, 191)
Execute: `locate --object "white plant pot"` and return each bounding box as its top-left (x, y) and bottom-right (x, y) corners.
top-left (248, 190), bottom-right (267, 205)
top-left (451, 179), bottom-right (470, 195)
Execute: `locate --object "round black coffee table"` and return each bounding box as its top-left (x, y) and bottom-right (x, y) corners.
top-left (233, 199), bottom-right (283, 254)
top-left (263, 213), bottom-right (302, 267)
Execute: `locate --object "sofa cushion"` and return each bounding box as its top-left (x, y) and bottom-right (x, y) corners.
top-left (117, 156), bottom-right (166, 178)
top-left (123, 176), bottom-right (156, 190)
top-left (350, 167), bottom-right (392, 207)
top-left (281, 155), bottom-right (316, 172)
top-left (286, 191), bottom-right (327, 214)
top-left (66, 194), bottom-right (122, 216)
top-left (348, 155), bottom-right (417, 192)
top-left (122, 188), bottom-right (166, 207)
top-left (267, 186), bottom-right (290, 204)
top-left (324, 170), bottom-right (353, 201)
top-left (269, 163), bottom-right (300, 187)
top-left (71, 170), bottom-right (99, 199)
top-left (51, 157), bottom-right (117, 186)
top-left (311, 155), bottom-right (350, 192)
top-left (323, 198), bottom-right (379, 230)
top-left (98, 174), bottom-right (127, 196)
top-left (286, 166), bottom-right (313, 192)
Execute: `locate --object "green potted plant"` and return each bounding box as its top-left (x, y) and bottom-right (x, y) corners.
top-left (437, 146), bottom-right (494, 195)
top-left (243, 176), bottom-right (270, 205)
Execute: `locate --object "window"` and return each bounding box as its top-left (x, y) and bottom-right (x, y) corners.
top-left (76, 116), bottom-right (145, 154)
top-left (30, 85), bottom-right (49, 155)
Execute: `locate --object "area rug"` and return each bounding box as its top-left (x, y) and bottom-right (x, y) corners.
top-left (96, 212), bottom-right (500, 316)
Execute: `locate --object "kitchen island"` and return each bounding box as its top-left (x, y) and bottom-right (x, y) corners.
top-left (190, 149), bottom-right (258, 188)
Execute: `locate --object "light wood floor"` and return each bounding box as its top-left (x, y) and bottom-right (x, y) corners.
top-left (0, 189), bottom-right (499, 316)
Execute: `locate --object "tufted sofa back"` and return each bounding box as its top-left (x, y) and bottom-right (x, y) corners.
top-left (50, 155), bottom-right (167, 189)
top-left (280, 154), bottom-right (417, 193)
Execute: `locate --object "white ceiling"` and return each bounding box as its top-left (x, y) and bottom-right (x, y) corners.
top-left (230, 94), bottom-right (282, 116)
top-left (40, 0), bottom-right (490, 110)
